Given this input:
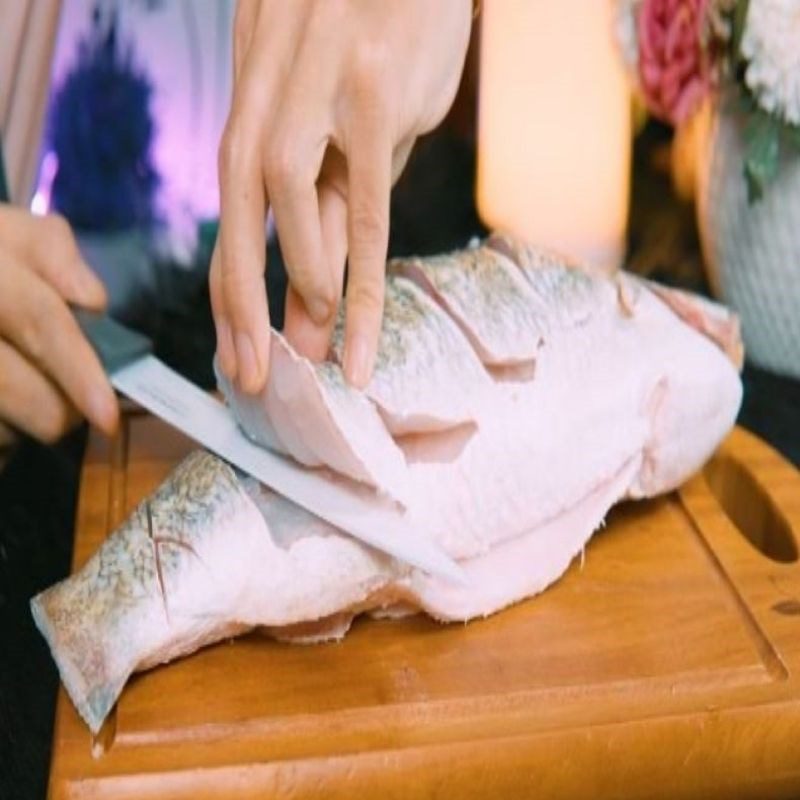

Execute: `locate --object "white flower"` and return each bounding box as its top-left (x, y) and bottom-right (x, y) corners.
top-left (741, 0), bottom-right (800, 124)
top-left (614, 0), bottom-right (643, 78)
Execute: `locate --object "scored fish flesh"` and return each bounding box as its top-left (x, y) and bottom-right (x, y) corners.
top-left (32, 237), bottom-right (743, 733)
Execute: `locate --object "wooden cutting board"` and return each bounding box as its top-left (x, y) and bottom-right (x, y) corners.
top-left (45, 415), bottom-right (800, 799)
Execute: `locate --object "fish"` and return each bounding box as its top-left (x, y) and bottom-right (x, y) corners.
top-left (31, 236), bottom-right (743, 733)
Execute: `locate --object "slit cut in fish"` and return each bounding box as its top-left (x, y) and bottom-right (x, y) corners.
top-left (391, 246), bottom-right (546, 366)
top-left (396, 422), bottom-right (478, 466)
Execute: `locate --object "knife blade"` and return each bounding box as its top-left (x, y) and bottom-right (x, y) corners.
top-left (75, 311), bottom-right (465, 584)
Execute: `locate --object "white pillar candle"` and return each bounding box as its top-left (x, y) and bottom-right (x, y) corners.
top-left (477, 0), bottom-right (631, 270)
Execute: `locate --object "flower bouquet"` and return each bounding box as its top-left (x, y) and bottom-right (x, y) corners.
top-left (617, 0), bottom-right (800, 377)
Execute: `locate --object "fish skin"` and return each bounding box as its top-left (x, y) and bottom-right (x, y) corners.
top-left (487, 231), bottom-right (589, 277)
top-left (329, 274), bottom-right (492, 435)
top-left (392, 245), bottom-right (547, 366)
top-left (32, 236), bottom-right (744, 733)
top-left (217, 332), bottom-right (412, 505)
top-left (29, 446), bottom-right (640, 732)
top-left (30, 452), bottom-right (262, 732)
top-left (644, 281), bottom-right (745, 370)
top-left (407, 454), bottom-right (644, 620)
top-left (31, 454), bottom-right (404, 733)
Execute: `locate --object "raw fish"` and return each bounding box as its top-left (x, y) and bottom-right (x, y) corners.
top-left (32, 237), bottom-right (743, 733)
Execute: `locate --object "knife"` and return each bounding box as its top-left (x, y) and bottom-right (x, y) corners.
top-left (74, 310), bottom-right (465, 584)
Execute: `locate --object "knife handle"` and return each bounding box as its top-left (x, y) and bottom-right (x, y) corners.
top-left (73, 309), bottom-right (153, 375)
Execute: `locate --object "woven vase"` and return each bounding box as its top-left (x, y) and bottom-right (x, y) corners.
top-left (695, 100), bottom-right (800, 379)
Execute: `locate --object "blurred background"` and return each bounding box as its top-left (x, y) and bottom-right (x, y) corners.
top-left (1, 3), bottom-right (798, 797)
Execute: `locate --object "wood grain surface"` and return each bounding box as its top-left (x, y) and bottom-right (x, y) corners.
top-left (45, 415), bottom-right (800, 799)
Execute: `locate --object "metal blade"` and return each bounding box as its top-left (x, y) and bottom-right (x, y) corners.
top-left (111, 355), bottom-right (465, 584)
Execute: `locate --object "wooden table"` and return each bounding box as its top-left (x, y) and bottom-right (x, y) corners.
top-left (45, 414), bottom-right (800, 799)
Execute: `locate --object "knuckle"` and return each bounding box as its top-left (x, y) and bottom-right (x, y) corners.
top-left (39, 214), bottom-right (77, 261)
top-left (218, 120), bottom-right (249, 180)
top-left (319, 280), bottom-right (338, 308)
top-left (39, 403), bottom-right (71, 444)
top-left (286, 260), bottom-right (317, 290)
top-left (350, 203), bottom-right (387, 250)
top-left (18, 314), bottom-right (45, 365)
top-left (19, 292), bottom-right (61, 364)
top-left (263, 136), bottom-right (306, 192)
top-left (221, 260), bottom-right (263, 314)
top-left (218, 127), bottom-right (237, 179)
top-left (350, 42), bottom-right (390, 101)
top-left (347, 279), bottom-right (384, 316)
top-left (291, 265), bottom-right (336, 307)
top-left (44, 213), bottom-right (72, 244)
top-left (221, 259), bottom-right (248, 296)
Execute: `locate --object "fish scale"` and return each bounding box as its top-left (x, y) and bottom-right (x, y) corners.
top-left (331, 274), bottom-right (491, 435)
top-left (394, 246), bottom-right (548, 365)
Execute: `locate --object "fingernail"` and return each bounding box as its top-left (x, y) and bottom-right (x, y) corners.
top-left (307, 296), bottom-right (332, 325)
top-left (344, 334), bottom-right (372, 389)
top-left (235, 331), bottom-right (261, 392)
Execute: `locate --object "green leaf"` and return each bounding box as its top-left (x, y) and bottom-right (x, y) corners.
top-left (731, 0), bottom-right (751, 65)
top-left (744, 167), bottom-right (765, 203)
top-left (724, 85), bottom-right (758, 119)
top-left (782, 124), bottom-right (800, 151)
top-left (743, 112), bottom-right (780, 204)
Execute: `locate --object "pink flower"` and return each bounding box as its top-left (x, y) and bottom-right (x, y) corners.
top-left (637, 0), bottom-right (711, 125)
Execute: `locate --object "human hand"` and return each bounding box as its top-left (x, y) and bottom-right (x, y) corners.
top-left (0, 206), bottom-right (118, 444)
top-left (212, 0), bottom-right (472, 392)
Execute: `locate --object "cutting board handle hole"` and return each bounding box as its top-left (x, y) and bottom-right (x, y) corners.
top-left (704, 455), bottom-right (798, 564)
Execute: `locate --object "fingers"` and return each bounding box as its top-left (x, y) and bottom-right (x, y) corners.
top-left (267, 142), bottom-right (334, 325)
top-left (283, 181), bottom-right (349, 360)
top-left (0, 207), bottom-right (106, 309)
top-left (217, 103), bottom-right (270, 392)
top-left (0, 258), bottom-right (118, 436)
top-left (29, 214), bottom-right (107, 309)
top-left (0, 339), bottom-right (80, 444)
top-left (342, 116), bottom-right (392, 388)
top-left (209, 241), bottom-right (236, 378)
top-left (216, 1), bottom-right (319, 392)
top-left (216, 148), bottom-right (270, 392)
top-left (216, 1), bottom-right (297, 393)
top-left (214, 0), bottom-right (472, 394)
top-left (232, 0), bottom-right (260, 81)
top-left (266, 21), bottom-right (339, 329)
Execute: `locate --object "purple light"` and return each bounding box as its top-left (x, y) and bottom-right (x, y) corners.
top-left (41, 0), bottom-right (236, 226)
top-left (30, 151), bottom-right (58, 216)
